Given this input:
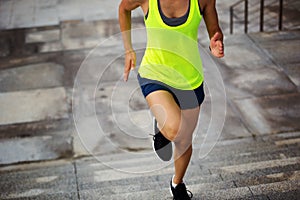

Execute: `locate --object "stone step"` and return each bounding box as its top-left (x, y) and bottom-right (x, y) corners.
top-left (196, 146), bottom-right (300, 168)
top-left (80, 180), bottom-right (237, 200)
top-left (212, 157), bottom-right (300, 175)
top-left (82, 184), bottom-right (254, 200)
top-left (73, 136), bottom-right (298, 174)
top-left (77, 166), bottom-right (219, 190)
top-left (5, 157), bottom-right (297, 192)
top-left (0, 134), bottom-right (73, 165)
top-left (0, 62), bottom-right (64, 92)
top-left (0, 86), bottom-right (71, 165)
top-left (74, 137), bottom-right (266, 165)
top-left (78, 173), bottom-right (229, 196)
top-left (0, 87), bottom-right (69, 126)
top-left (0, 160), bottom-right (74, 182)
top-left (249, 180), bottom-right (300, 200)
top-left (0, 191), bottom-right (78, 200)
top-left (80, 177), bottom-right (299, 200)
top-left (0, 160), bottom-right (78, 199)
top-left (233, 170), bottom-right (300, 187)
top-left (0, 174), bottom-right (77, 199)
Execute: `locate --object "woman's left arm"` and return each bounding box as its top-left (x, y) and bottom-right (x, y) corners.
top-left (202, 0), bottom-right (224, 58)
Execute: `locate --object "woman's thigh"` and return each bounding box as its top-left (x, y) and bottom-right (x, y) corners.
top-left (145, 90), bottom-right (200, 141)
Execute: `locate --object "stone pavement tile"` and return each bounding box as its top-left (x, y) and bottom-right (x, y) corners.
top-left (76, 163), bottom-right (217, 188)
top-left (77, 163), bottom-right (175, 183)
top-left (221, 40), bottom-right (272, 69)
top-left (200, 145), bottom-right (300, 170)
top-left (233, 93), bottom-right (300, 135)
top-left (281, 2), bottom-right (300, 31)
top-left (224, 66), bottom-right (297, 99)
top-left (0, 87), bottom-right (69, 126)
top-left (0, 133), bottom-right (72, 165)
top-left (219, 157), bottom-right (300, 174)
top-left (79, 0), bottom-right (143, 22)
top-left (113, 109), bottom-right (151, 129)
top-left (34, 0), bottom-right (59, 27)
top-left (0, 159), bottom-right (74, 179)
top-left (264, 132), bottom-right (300, 149)
top-left (11, 14), bottom-right (34, 29)
top-left (72, 116), bottom-right (122, 157)
top-left (1, 191), bottom-right (78, 200)
top-left (224, 34), bottom-right (254, 46)
top-left (61, 21), bottom-right (100, 50)
top-left (0, 37), bottom-right (10, 57)
top-left (280, 63), bottom-right (300, 89)
top-left (95, 79), bottom-right (145, 114)
top-left (198, 187), bottom-right (254, 200)
top-left (0, 0), bottom-right (13, 29)
top-left (25, 29), bottom-right (60, 43)
top-left (233, 170), bottom-right (300, 188)
top-left (249, 31), bottom-right (300, 42)
top-left (39, 41), bottom-right (63, 53)
top-left (11, 0), bottom-right (35, 29)
top-left (219, 164), bottom-right (300, 185)
top-left (258, 39), bottom-right (300, 65)
top-left (195, 101), bottom-right (252, 142)
top-left (34, 9), bottom-right (59, 28)
top-left (0, 173), bottom-right (77, 198)
top-left (267, 131), bottom-right (300, 140)
top-left (80, 188), bottom-right (170, 200)
top-left (0, 50), bottom-right (58, 70)
top-left (249, 180), bottom-right (300, 199)
top-left (57, 0), bottom-right (82, 22)
top-left (73, 82), bottom-right (151, 153)
top-left (267, 190), bottom-right (300, 200)
top-left (93, 19), bottom-right (123, 38)
top-left (274, 138), bottom-right (300, 147)
top-left (219, 105), bottom-right (252, 139)
top-left (0, 160), bottom-right (78, 199)
top-left (0, 62), bottom-right (64, 92)
top-left (79, 181), bottom-right (235, 200)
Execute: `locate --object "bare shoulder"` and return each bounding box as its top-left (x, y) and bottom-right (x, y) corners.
top-left (120, 0), bottom-right (148, 10)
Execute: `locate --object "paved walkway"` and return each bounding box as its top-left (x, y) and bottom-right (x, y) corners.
top-left (0, 0), bottom-right (142, 30)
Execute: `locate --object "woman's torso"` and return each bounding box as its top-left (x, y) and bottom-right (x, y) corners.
top-left (138, 0), bottom-right (204, 90)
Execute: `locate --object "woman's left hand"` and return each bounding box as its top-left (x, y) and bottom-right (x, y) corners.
top-left (209, 32), bottom-right (224, 58)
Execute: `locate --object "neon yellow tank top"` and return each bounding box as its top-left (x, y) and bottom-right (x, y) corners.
top-left (139, 0), bottom-right (203, 90)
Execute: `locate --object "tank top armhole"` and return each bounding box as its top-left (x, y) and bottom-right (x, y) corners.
top-left (197, 0), bottom-right (203, 16)
top-left (144, 0), bottom-right (151, 20)
top-left (145, 9), bottom-right (149, 20)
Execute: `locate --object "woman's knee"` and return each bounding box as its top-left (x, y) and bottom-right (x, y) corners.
top-left (161, 119), bottom-right (181, 141)
top-left (160, 117), bottom-right (194, 143)
top-left (174, 133), bottom-right (193, 149)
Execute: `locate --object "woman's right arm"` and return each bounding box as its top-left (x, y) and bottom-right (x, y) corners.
top-left (119, 0), bottom-right (145, 81)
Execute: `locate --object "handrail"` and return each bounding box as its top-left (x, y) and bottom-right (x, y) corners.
top-left (260, 0), bottom-right (264, 32)
top-left (230, 0), bottom-right (284, 34)
top-left (230, 0), bottom-right (248, 34)
top-left (279, 0), bottom-right (283, 30)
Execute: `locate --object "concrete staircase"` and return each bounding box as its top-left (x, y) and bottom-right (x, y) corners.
top-left (75, 133), bottom-right (300, 200)
top-left (0, 131), bottom-right (299, 199)
top-left (0, 18), bottom-right (150, 166)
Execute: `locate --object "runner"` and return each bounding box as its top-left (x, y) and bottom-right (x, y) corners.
top-left (119, 0), bottom-right (224, 199)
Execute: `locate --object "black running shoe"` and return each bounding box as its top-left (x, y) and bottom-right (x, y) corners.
top-left (152, 119), bottom-right (172, 161)
top-left (170, 180), bottom-right (193, 200)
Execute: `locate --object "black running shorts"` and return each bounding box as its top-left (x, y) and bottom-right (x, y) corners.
top-left (137, 73), bottom-right (205, 110)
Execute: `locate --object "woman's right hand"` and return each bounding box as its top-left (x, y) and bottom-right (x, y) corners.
top-left (123, 49), bottom-right (136, 82)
